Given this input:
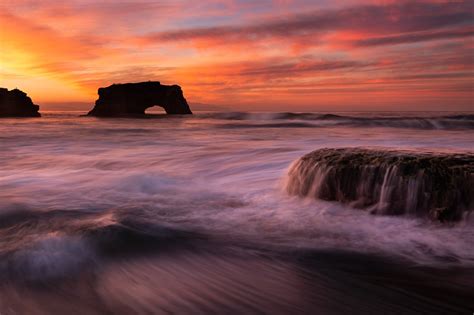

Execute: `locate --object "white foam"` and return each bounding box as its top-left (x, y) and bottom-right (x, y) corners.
top-left (9, 235), bottom-right (95, 281)
top-left (1, 112), bottom-right (473, 267)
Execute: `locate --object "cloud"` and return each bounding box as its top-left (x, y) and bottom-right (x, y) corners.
top-left (0, 10), bottom-right (101, 85)
top-left (143, 1), bottom-right (473, 45)
top-left (236, 59), bottom-right (373, 78)
top-left (75, 66), bottom-right (177, 90)
top-left (355, 28), bottom-right (474, 46)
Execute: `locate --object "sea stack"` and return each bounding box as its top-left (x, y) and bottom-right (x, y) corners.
top-left (0, 88), bottom-right (41, 117)
top-left (87, 81), bottom-right (192, 117)
top-left (287, 148), bottom-right (474, 222)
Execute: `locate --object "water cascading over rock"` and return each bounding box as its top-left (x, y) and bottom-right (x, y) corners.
top-left (286, 148), bottom-right (473, 222)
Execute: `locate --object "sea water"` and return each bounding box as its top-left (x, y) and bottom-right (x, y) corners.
top-left (0, 111), bottom-right (473, 313)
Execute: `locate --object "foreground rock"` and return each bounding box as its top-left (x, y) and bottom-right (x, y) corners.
top-left (87, 81), bottom-right (192, 116)
top-left (0, 88), bottom-right (41, 117)
top-left (287, 148), bottom-right (473, 222)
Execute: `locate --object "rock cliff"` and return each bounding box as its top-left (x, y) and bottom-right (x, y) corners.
top-left (0, 88), bottom-right (41, 117)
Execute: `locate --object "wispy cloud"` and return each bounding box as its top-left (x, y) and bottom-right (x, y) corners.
top-left (145, 1), bottom-right (473, 44)
top-left (354, 28), bottom-right (474, 47)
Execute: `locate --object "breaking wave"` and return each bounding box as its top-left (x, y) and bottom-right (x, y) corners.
top-left (203, 112), bottom-right (474, 130)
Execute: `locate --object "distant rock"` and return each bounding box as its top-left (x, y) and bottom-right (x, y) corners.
top-left (287, 148), bottom-right (474, 222)
top-left (0, 88), bottom-right (41, 117)
top-left (87, 82), bottom-right (192, 117)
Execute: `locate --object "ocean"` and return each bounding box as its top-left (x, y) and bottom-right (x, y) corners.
top-left (0, 111), bottom-right (473, 314)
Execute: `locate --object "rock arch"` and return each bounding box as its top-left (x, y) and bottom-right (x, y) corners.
top-left (87, 82), bottom-right (192, 116)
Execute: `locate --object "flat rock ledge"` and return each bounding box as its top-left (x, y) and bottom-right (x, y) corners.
top-left (287, 148), bottom-right (473, 222)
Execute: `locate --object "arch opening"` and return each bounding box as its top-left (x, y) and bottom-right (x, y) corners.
top-left (145, 105), bottom-right (166, 115)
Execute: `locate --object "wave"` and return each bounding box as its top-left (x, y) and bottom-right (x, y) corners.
top-left (200, 112), bottom-right (345, 121)
top-left (203, 112), bottom-right (474, 130)
top-left (2, 208), bottom-right (473, 313)
top-left (218, 122), bottom-right (316, 129)
top-left (81, 212), bottom-right (204, 257)
top-left (444, 114), bottom-right (474, 120)
top-left (342, 114), bottom-right (474, 130)
top-left (0, 208), bottom-right (204, 282)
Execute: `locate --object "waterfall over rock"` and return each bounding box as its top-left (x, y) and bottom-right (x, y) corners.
top-left (287, 148), bottom-right (473, 222)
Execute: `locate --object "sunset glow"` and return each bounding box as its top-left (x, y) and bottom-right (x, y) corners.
top-left (1, 0), bottom-right (473, 110)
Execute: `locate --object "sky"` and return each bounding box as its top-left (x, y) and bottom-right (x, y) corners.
top-left (0, 0), bottom-right (473, 111)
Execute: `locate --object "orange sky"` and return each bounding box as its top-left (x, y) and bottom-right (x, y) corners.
top-left (1, 0), bottom-right (473, 111)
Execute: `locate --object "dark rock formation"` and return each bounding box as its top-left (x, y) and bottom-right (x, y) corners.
top-left (0, 88), bottom-right (41, 117)
top-left (87, 81), bottom-right (192, 116)
top-left (287, 148), bottom-right (473, 222)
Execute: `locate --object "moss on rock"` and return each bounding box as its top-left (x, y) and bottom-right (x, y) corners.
top-left (287, 148), bottom-right (473, 222)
